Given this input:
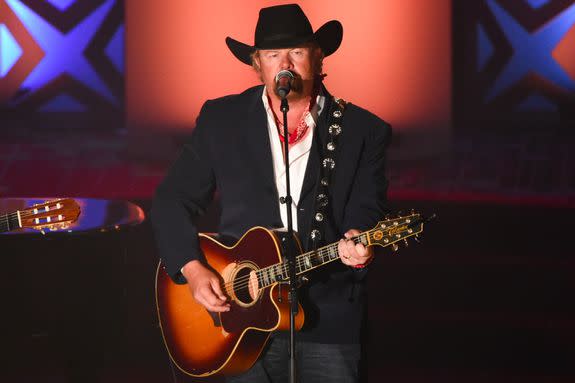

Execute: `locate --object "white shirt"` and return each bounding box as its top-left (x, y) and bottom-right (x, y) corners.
top-left (261, 87), bottom-right (325, 232)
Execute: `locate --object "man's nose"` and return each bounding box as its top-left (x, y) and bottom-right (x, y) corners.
top-left (279, 54), bottom-right (293, 70)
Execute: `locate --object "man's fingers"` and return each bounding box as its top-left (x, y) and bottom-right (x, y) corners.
top-left (202, 285), bottom-right (228, 307)
top-left (210, 277), bottom-right (228, 301)
top-left (197, 296), bottom-right (229, 313)
top-left (346, 238), bottom-right (358, 257)
top-left (193, 283), bottom-right (230, 312)
top-left (341, 239), bottom-right (372, 266)
top-left (344, 229), bottom-right (361, 239)
top-left (339, 229), bottom-right (374, 267)
top-left (339, 239), bottom-right (351, 264)
top-left (355, 242), bottom-right (369, 258)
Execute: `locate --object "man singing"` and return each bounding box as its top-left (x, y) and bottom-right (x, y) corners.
top-left (152, 4), bottom-right (391, 382)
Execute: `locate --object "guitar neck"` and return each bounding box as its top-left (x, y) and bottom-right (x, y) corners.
top-left (255, 213), bottom-right (425, 289)
top-left (0, 211), bottom-right (22, 233)
top-left (295, 232), bottom-right (371, 274)
top-left (256, 230), bottom-right (373, 289)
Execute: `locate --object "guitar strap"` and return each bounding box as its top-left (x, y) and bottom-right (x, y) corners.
top-left (308, 96), bottom-right (347, 251)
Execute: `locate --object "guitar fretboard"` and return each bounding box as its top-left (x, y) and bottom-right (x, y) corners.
top-left (255, 232), bottom-right (371, 289)
top-left (254, 215), bottom-right (424, 289)
top-left (0, 211), bottom-right (21, 233)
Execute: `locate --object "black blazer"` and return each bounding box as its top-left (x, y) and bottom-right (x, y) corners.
top-left (151, 85), bottom-right (391, 343)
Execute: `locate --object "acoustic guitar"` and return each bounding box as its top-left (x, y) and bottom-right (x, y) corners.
top-left (156, 212), bottom-right (427, 377)
top-left (0, 198), bottom-right (81, 234)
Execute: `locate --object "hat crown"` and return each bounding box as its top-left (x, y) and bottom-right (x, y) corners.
top-left (254, 4), bottom-right (313, 48)
top-left (225, 4), bottom-right (342, 65)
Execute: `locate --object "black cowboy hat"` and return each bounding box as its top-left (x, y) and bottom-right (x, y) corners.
top-left (225, 4), bottom-right (343, 65)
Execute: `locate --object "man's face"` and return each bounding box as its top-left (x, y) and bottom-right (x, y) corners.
top-left (254, 46), bottom-right (320, 100)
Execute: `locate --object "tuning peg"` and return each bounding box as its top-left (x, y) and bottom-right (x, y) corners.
top-left (391, 243), bottom-right (399, 251)
top-left (403, 239), bottom-right (409, 247)
top-left (413, 235), bottom-right (420, 243)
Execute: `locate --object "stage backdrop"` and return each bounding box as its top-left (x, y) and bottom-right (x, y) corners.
top-left (125, 0), bottom-right (452, 157)
top-left (0, 0), bottom-right (124, 130)
top-left (453, 0), bottom-right (575, 131)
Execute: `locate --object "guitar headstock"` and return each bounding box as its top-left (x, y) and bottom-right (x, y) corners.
top-left (19, 198), bottom-right (81, 232)
top-left (368, 211), bottom-right (426, 251)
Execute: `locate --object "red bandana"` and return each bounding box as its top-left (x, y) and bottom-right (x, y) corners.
top-left (272, 90), bottom-right (318, 145)
top-left (276, 112), bottom-right (310, 145)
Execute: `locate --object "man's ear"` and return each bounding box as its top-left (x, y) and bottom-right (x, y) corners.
top-left (251, 51), bottom-right (261, 72)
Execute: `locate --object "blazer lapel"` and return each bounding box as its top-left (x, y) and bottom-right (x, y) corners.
top-left (244, 87), bottom-right (277, 195)
top-left (299, 89), bottom-right (334, 202)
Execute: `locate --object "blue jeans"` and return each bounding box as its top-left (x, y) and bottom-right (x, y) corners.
top-left (226, 337), bottom-right (361, 383)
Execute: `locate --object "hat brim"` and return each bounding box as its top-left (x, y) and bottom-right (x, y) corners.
top-left (226, 20), bottom-right (343, 66)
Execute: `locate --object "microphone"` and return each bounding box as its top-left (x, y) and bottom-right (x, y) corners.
top-left (275, 70), bottom-right (295, 99)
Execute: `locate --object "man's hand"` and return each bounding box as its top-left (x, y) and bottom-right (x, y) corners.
top-left (338, 229), bottom-right (373, 268)
top-left (181, 260), bottom-right (230, 312)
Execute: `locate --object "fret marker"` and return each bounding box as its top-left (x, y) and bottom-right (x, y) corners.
top-left (58, 214), bottom-right (63, 220)
top-left (328, 247), bottom-right (337, 258)
top-left (269, 268), bottom-right (275, 283)
top-left (35, 218), bottom-right (40, 224)
top-left (56, 203), bottom-right (61, 209)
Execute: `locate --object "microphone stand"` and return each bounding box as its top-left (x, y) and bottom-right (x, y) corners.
top-left (279, 94), bottom-right (298, 383)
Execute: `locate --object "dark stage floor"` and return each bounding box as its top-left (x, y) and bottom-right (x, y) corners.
top-left (1, 199), bottom-right (573, 382)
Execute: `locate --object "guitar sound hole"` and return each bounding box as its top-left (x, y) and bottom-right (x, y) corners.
top-left (233, 266), bottom-right (255, 305)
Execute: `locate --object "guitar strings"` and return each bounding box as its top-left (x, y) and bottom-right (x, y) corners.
top-left (223, 231), bottom-right (387, 292)
top-left (222, 223), bottom-right (420, 294)
top-left (222, 247), bottom-right (334, 290)
top-left (7, 208), bottom-right (67, 218)
top-left (3, 210), bottom-right (70, 230)
top-left (4, 206), bottom-right (72, 221)
top-left (3, 200), bottom-right (72, 219)
top-left (221, 236), bottom-right (368, 293)
top-left (1, 205), bottom-right (75, 233)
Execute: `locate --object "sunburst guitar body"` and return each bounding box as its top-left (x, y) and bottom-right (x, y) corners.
top-left (155, 212), bottom-right (428, 377)
top-left (156, 227), bottom-right (304, 377)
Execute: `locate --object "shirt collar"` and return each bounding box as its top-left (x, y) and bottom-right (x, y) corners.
top-left (261, 86), bottom-right (326, 127)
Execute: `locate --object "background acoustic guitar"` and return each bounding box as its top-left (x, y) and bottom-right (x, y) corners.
top-left (0, 198), bottom-right (81, 234)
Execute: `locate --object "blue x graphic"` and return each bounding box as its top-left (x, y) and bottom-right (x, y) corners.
top-left (6, 0), bottom-right (118, 106)
top-left (485, 0), bottom-right (575, 102)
